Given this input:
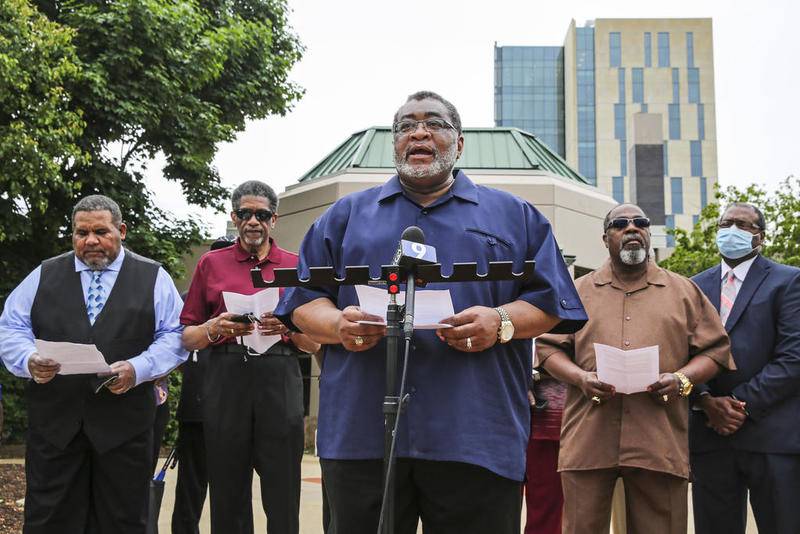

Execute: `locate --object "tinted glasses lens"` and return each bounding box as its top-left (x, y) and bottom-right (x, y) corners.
top-left (609, 217), bottom-right (650, 230)
top-left (235, 209), bottom-right (273, 221)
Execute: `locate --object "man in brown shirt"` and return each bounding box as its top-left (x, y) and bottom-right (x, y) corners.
top-left (536, 203), bottom-right (734, 534)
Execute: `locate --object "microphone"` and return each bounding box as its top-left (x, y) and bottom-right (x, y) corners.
top-left (395, 226), bottom-right (436, 338)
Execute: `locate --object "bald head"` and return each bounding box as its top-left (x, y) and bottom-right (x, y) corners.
top-left (603, 203), bottom-right (647, 231)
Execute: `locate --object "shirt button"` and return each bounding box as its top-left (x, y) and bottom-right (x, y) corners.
top-left (624, 340), bottom-right (630, 346)
top-left (421, 209), bottom-right (429, 215)
top-left (625, 316), bottom-right (631, 321)
top-left (625, 292), bottom-right (631, 297)
top-left (561, 299), bottom-right (568, 306)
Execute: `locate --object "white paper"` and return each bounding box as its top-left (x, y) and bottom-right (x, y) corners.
top-left (223, 289), bottom-right (281, 354)
top-left (594, 343), bottom-right (659, 394)
top-left (354, 285), bottom-right (455, 329)
top-left (34, 339), bottom-right (112, 375)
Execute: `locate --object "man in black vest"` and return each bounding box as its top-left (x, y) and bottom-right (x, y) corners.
top-left (0, 195), bottom-right (188, 534)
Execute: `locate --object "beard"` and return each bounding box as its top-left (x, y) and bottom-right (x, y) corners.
top-left (619, 247), bottom-right (647, 265)
top-left (394, 141), bottom-right (459, 181)
top-left (81, 251), bottom-right (114, 270)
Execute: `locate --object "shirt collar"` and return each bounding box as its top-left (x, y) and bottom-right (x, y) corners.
top-left (74, 247), bottom-right (125, 273)
top-left (233, 237), bottom-right (283, 265)
top-left (592, 258), bottom-right (669, 289)
top-left (377, 170), bottom-right (479, 205)
top-left (720, 255), bottom-right (757, 281)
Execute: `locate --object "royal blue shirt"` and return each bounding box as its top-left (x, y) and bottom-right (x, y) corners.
top-left (275, 172), bottom-right (587, 480)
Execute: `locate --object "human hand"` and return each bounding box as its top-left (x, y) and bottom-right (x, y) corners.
top-left (578, 371), bottom-right (615, 404)
top-left (701, 395), bottom-right (747, 436)
top-left (436, 306), bottom-right (501, 353)
top-left (28, 354), bottom-right (61, 384)
top-left (258, 312), bottom-right (289, 336)
top-left (106, 361), bottom-right (136, 395)
top-left (212, 312), bottom-right (256, 338)
top-left (337, 306), bottom-right (386, 352)
top-left (647, 373), bottom-right (681, 404)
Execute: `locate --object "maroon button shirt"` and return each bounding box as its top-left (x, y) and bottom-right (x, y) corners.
top-left (181, 238), bottom-right (298, 346)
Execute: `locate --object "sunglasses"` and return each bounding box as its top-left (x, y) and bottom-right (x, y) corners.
top-left (606, 217), bottom-right (651, 231)
top-left (234, 208), bottom-right (274, 222)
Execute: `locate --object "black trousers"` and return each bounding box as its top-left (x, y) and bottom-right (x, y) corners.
top-left (691, 449), bottom-right (800, 534)
top-left (320, 458), bottom-right (522, 534)
top-left (24, 426), bottom-right (153, 534)
top-left (171, 421), bottom-right (211, 534)
top-left (203, 348), bottom-right (304, 534)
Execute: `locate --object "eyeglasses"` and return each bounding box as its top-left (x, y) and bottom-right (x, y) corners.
top-left (606, 217), bottom-right (651, 231)
top-left (718, 218), bottom-right (762, 232)
top-left (392, 118), bottom-right (456, 137)
top-left (234, 208), bottom-right (273, 222)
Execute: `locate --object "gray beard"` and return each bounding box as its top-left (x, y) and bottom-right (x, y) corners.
top-left (619, 247), bottom-right (647, 265)
top-left (394, 142), bottom-right (458, 181)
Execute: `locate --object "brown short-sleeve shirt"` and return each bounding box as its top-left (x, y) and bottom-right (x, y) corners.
top-left (536, 260), bottom-right (734, 479)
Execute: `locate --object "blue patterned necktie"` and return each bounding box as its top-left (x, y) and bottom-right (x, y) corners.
top-left (86, 270), bottom-right (106, 325)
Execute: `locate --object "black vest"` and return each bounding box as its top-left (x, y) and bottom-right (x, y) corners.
top-left (29, 250), bottom-right (160, 452)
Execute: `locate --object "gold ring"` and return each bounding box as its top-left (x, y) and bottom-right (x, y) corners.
top-left (466, 337), bottom-right (473, 350)
top-left (591, 395), bottom-right (601, 405)
top-left (354, 336), bottom-right (364, 346)
top-left (662, 394), bottom-right (669, 403)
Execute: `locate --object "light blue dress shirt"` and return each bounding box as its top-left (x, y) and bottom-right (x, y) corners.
top-left (0, 248), bottom-right (188, 385)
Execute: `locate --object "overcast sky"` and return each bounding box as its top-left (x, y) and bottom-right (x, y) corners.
top-left (145, 0), bottom-right (800, 237)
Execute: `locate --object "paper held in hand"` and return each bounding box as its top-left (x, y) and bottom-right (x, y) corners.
top-left (34, 339), bottom-right (112, 375)
top-left (222, 289), bottom-right (281, 354)
top-left (354, 285), bottom-right (455, 329)
top-left (594, 343), bottom-right (660, 394)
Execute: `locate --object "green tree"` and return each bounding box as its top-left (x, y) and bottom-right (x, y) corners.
top-left (659, 176), bottom-right (800, 277)
top-left (0, 0), bottom-right (303, 443)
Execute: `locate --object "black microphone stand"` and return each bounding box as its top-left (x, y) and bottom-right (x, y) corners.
top-left (250, 260), bottom-right (535, 534)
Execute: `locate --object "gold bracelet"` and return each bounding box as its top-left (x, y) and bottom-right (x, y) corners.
top-left (205, 323), bottom-right (221, 343)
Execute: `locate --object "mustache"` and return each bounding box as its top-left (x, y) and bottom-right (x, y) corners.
top-left (621, 233), bottom-right (645, 245)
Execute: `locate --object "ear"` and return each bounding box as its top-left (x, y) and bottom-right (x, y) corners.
top-left (119, 222), bottom-right (127, 240)
top-left (230, 211), bottom-right (237, 224)
top-left (270, 214), bottom-right (278, 228)
top-left (602, 232), bottom-right (609, 249)
top-left (456, 134), bottom-right (464, 159)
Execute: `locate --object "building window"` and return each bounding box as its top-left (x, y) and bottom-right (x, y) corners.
top-left (671, 177), bottom-right (684, 214)
top-left (613, 176), bottom-right (625, 203)
top-left (644, 32), bottom-right (652, 67)
top-left (620, 140), bottom-right (627, 175)
top-left (615, 104), bottom-right (626, 140)
top-left (700, 177), bottom-right (708, 207)
top-left (672, 68), bottom-right (680, 103)
top-left (686, 32), bottom-right (695, 68)
top-left (697, 103), bottom-right (705, 140)
top-left (610, 32), bottom-right (621, 67)
top-left (666, 214), bottom-right (675, 247)
top-left (576, 27), bottom-right (596, 183)
top-left (658, 32), bottom-right (670, 67)
top-left (669, 104), bottom-right (681, 140)
top-left (688, 68), bottom-right (700, 104)
top-left (693, 214), bottom-right (699, 226)
top-left (691, 141), bottom-right (703, 176)
top-left (618, 68), bottom-right (625, 102)
top-left (663, 141), bottom-right (669, 175)
top-left (641, 103), bottom-right (648, 113)
top-left (632, 68), bottom-right (644, 103)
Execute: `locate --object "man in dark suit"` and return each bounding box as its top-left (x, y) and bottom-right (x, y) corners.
top-left (0, 194), bottom-right (187, 534)
top-left (690, 202), bottom-right (800, 534)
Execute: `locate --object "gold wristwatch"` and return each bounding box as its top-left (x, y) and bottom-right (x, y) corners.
top-left (674, 372), bottom-right (693, 397)
top-left (494, 306), bottom-right (514, 343)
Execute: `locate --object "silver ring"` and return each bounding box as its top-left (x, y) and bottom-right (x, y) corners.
top-left (591, 395), bottom-right (601, 405)
top-left (354, 336), bottom-right (365, 346)
top-left (229, 328), bottom-right (235, 335)
top-left (662, 394), bottom-right (669, 403)
top-left (466, 337), bottom-right (473, 350)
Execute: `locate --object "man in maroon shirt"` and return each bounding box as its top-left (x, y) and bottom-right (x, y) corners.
top-left (180, 181), bottom-right (319, 534)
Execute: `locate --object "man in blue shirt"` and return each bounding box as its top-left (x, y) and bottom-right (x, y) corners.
top-left (275, 91), bottom-right (587, 534)
top-left (0, 194), bottom-right (187, 534)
